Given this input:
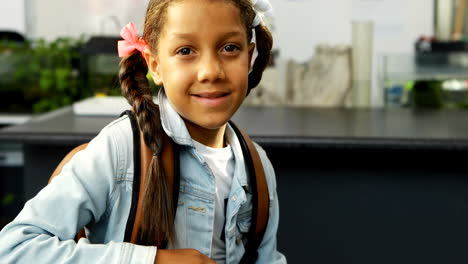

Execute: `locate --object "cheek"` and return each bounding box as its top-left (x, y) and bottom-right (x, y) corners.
top-left (161, 63), bottom-right (193, 91)
top-left (227, 60), bottom-right (250, 84)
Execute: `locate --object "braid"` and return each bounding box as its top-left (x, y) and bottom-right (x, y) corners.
top-left (119, 50), bottom-right (175, 246)
top-left (247, 23), bottom-right (273, 92)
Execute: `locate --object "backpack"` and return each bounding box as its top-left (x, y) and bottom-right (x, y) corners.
top-left (49, 107), bottom-right (269, 263)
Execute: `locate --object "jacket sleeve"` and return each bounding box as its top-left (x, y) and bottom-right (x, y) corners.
top-left (0, 123), bottom-right (157, 264)
top-left (254, 144), bottom-right (287, 264)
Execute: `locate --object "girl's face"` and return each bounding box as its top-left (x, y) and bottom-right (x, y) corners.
top-left (146, 0), bottom-right (254, 145)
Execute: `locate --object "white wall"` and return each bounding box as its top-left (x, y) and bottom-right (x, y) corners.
top-left (25, 0), bottom-right (149, 40)
top-left (271, 0), bottom-right (433, 61)
top-left (0, 1), bottom-right (26, 34)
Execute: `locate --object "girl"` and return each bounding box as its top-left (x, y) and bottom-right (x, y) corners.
top-left (0, 0), bottom-right (286, 263)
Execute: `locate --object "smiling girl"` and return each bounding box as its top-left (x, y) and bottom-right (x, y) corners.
top-left (0, 0), bottom-right (286, 263)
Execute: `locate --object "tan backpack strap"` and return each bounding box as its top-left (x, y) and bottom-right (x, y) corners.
top-left (237, 124), bottom-right (270, 240)
top-left (161, 133), bottom-right (175, 192)
top-left (229, 121), bottom-right (269, 263)
top-left (244, 130), bottom-right (270, 241)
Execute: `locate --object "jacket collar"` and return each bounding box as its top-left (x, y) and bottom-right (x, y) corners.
top-left (158, 89), bottom-right (193, 147)
top-left (158, 89), bottom-right (248, 186)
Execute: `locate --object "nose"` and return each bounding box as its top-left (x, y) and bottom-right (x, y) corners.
top-left (197, 53), bottom-right (225, 83)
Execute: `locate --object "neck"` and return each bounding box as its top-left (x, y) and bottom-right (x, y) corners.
top-left (185, 121), bottom-right (227, 148)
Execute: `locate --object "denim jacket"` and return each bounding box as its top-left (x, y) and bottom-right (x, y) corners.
top-left (0, 91), bottom-right (286, 264)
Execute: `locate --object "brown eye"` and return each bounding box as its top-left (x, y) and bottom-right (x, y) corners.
top-left (177, 47), bottom-right (192, 55)
top-left (223, 44), bottom-right (240, 52)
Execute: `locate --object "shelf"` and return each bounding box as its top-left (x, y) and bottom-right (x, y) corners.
top-left (382, 53), bottom-right (468, 83)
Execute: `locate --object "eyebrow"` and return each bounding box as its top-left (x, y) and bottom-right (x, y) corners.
top-left (169, 31), bottom-right (244, 40)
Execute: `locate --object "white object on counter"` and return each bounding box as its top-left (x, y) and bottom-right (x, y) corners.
top-left (436, 0), bottom-right (454, 40)
top-left (0, 115), bottom-right (31, 126)
top-left (351, 20), bottom-right (373, 108)
top-left (73, 96), bottom-right (132, 116)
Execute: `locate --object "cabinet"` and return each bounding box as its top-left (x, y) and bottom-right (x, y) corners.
top-left (0, 143), bottom-right (23, 229)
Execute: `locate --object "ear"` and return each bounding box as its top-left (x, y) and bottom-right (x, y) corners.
top-left (143, 49), bottom-right (163, 86)
top-left (248, 42), bottom-right (256, 70)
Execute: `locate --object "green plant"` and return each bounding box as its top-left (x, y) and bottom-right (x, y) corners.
top-left (0, 37), bottom-right (87, 113)
top-left (0, 40), bottom-right (33, 112)
top-left (0, 193), bottom-right (15, 206)
top-left (411, 80), bottom-right (444, 109)
top-left (0, 36), bottom-right (161, 113)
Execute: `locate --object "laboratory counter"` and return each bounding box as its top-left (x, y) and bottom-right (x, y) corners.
top-left (1, 105), bottom-right (468, 150)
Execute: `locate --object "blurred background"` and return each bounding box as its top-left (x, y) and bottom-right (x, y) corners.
top-left (0, 0), bottom-right (444, 115)
top-left (4, 0), bottom-right (468, 113)
top-left (2, 1), bottom-right (468, 263)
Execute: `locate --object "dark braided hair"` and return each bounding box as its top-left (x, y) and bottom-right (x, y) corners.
top-left (119, 51), bottom-right (173, 246)
top-left (118, 0), bottom-right (273, 246)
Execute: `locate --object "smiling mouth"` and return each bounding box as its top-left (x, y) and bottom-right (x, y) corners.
top-left (192, 91), bottom-right (230, 99)
top-left (191, 91), bottom-right (231, 107)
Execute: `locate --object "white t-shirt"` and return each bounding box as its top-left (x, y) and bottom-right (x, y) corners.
top-left (192, 140), bottom-right (235, 263)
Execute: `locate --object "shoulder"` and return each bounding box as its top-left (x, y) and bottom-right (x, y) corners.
top-left (99, 114), bottom-right (133, 142)
top-left (252, 141), bottom-right (278, 198)
top-left (78, 114), bottom-right (134, 180)
top-left (252, 141), bottom-right (270, 169)
top-left (95, 115), bottom-right (133, 154)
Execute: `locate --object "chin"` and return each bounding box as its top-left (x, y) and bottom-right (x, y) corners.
top-left (183, 115), bottom-right (230, 131)
top-left (198, 119), bottom-right (230, 130)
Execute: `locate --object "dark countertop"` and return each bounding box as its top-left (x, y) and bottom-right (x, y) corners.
top-left (1, 106), bottom-right (468, 150)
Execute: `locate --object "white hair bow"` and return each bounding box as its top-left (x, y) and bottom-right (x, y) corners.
top-left (251, 0), bottom-right (273, 27)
